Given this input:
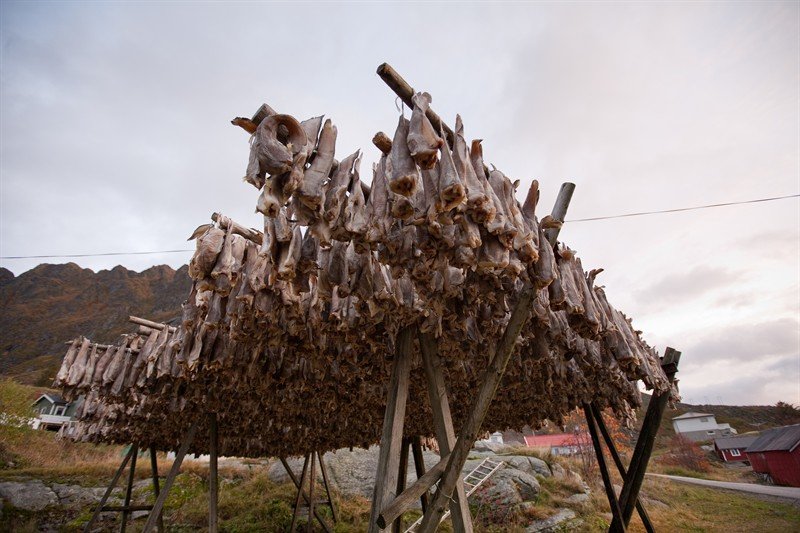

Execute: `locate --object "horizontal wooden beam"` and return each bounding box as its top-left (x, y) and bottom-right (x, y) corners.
top-left (377, 453), bottom-right (449, 529)
top-left (211, 212), bottom-right (264, 245)
top-left (128, 316), bottom-right (176, 333)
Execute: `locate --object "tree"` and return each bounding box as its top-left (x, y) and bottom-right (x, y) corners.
top-left (561, 408), bottom-right (632, 481)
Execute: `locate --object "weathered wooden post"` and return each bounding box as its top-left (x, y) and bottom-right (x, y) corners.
top-left (142, 422), bottom-right (198, 533)
top-left (119, 444), bottom-right (138, 533)
top-left (209, 414), bottom-right (219, 533)
top-left (417, 183), bottom-right (575, 532)
top-left (610, 348), bottom-right (681, 532)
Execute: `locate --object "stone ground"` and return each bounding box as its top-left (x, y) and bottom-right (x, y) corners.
top-left (2, 447), bottom-right (589, 531)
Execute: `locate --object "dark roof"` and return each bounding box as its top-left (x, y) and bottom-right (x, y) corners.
top-left (672, 412), bottom-right (714, 420)
top-left (32, 393), bottom-right (67, 405)
top-left (714, 435), bottom-right (759, 450)
top-left (746, 424), bottom-right (800, 453)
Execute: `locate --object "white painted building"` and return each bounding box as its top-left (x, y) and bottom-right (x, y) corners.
top-left (672, 412), bottom-right (736, 442)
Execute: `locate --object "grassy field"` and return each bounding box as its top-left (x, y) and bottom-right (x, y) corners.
top-left (2, 379), bottom-right (799, 531)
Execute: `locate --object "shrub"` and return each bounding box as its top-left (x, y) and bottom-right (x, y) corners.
top-left (660, 435), bottom-right (711, 473)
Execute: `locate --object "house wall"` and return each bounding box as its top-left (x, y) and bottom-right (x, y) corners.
top-left (679, 428), bottom-right (732, 442)
top-left (747, 448), bottom-right (800, 487)
top-left (673, 416), bottom-right (718, 434)
top-left (718, 448), bottom-right (748, 462)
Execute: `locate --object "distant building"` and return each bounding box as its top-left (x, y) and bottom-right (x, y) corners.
top-left (714, 435), bottom-right (759, 463)
top-left (746, 424), bottom-right (800, 487)
top-left (672, 412), bottom-right (735, 442)
top-left (524, 433), bottom-right (583, 456)
top-left (31, 394), bottom-right (80, 431)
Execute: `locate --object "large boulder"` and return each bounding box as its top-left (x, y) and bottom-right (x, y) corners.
top-left (269, 446), bottom-right (442, 499)
top-left (0, 480), bottom-right (58, 511)
top-left (525, 508), bottom-right (581, 532)
top-left (499, 455), bottom-right (552, 478)
top-left (480, 467), bottom-right (541, 505)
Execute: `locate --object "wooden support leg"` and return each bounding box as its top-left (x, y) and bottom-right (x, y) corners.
top-left (142, 422), bottom-right (199, 533)
top-left (308, 453), bottom-right (316, 533)
top-left (391, 438), bottom-right (410, 533)
top-left (368, 326), bottom-right (414, 533)
top-left (209, 413), bottom-right (219, 533)
top-left (318, 452), bottom-right (338, 524)
top-left (83, 445), bottom-right (135, 533)
top-left (419, 332), bottom-right (472, 533)
top-left (611, 347), bottom-right (680, 532)
top-left (290, 454), bottom-right (311, 533)
top-left (410, 437), bottom-right (429, 513)
top-left (149, 446), bottom-right (164, 533)
top-left (590, 404), bottom-right (654, 533)
top-left (119, 444), bottom-right (138, 533)
top-left (417, 183), bottom-right (575, 533)
top-left (583, 405), bottom-right (625, 532)
top-left (281, 457), bottom-right (334, 533)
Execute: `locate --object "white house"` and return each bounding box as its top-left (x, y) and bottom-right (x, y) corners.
top-left (672, 412), bottom-right (736, 442)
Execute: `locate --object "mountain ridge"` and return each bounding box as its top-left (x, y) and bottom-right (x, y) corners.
top-left (0, 262), bottom-right (191, 385)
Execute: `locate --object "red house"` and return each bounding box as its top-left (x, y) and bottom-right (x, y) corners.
top-left (746, 424), bottom-right (800, 487)
top-left (714, 435), bottom-right (758, 463)
top-left (524, 433), bottom-right (586, 456)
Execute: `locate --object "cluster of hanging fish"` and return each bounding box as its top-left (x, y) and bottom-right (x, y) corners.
top-left (51, 97), bottom-right (675, 457)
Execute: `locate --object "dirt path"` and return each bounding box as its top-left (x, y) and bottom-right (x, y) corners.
top-left (647, 473), bottom-right (800, 503)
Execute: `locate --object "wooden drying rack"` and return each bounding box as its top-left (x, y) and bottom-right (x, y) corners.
top-left (83, 63), bottom-right (679, 533)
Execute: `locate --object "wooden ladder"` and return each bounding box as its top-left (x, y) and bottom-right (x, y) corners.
top-left (404, 458), bottom-right (504, 532)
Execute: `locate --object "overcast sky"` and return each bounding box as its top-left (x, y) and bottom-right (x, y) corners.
top-left (1, 2), bottom-right (798, 406)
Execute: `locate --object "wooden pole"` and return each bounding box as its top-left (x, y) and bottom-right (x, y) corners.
top-left (419, 332), bottom-right (473, 533)
top-left (391, 439), bottom-right (410, 533)
top-left (583, 405), bottom-right (625, 532)
top-left (128, 316), bottom-right (176, 333)
top-left (149, 446), bottom-right (164, 533)
top-left (543, 183), bottom-right (576, 246)
top-left (376, 63), bottom-right (455, 147)
top-left (368, 326), bottom-right (414, 533)
top-left (395, 441), bottom-right (411, 531)
top-left (417, 184), bottom-right (575, 533)
top-left (589, 404), bottom-right (654, 533)
top-left (280, 457), bottom-right (334, 533)
top-left (209, 414), bottom-right (219, 533)
top-left (308, 452), bottom-right (316, 533)
top-left (290, 455), bottom-right (311, 533)
top-left (83, 446), bottom-right (135, 533)
top-left (119, 444), bottom-right (138, 533)
top-left (318, 452), bottom-right (338, 525)
top-left (610, 348), bottom-right (680, 532)
top-left (142, 422), bottom-right (198, 533)
top-left (410, 437), bottom-right (429, 513)
top-left (377, 454), bottom-right (450, 529)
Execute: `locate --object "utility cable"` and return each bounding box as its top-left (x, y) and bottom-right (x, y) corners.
top-left (1, 193), bottom-right (797, 260)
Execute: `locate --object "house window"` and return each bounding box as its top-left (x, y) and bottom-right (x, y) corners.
top-left (700, 417), bottom-right (708, 423)
top-left (706, 430), bottom-right (715, 435)
top-left (730, 449), bottom-right (741, 457)
top-left (53, 406), bottom-right (66, 416)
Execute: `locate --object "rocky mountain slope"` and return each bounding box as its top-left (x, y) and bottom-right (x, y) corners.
top-left (0, 263), bottom-right (190, 385)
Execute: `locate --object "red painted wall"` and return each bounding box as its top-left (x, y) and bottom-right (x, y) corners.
top-left (718, 448), bottom-right (748, 462)
top-left (747, 447), bottom-right (800, 487)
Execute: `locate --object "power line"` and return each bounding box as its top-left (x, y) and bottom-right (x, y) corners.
top-left (1, 193), bottom-right (798, 260)
top-left (0, 249), bottom-right (193, 260)
top-left (566, 193), bottom-right (799, 222)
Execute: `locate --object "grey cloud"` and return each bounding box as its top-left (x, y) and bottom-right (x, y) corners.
top-left (634, 266), bottom-right (744, 308)
top-left (685, 317), bottom-right (799, 365)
